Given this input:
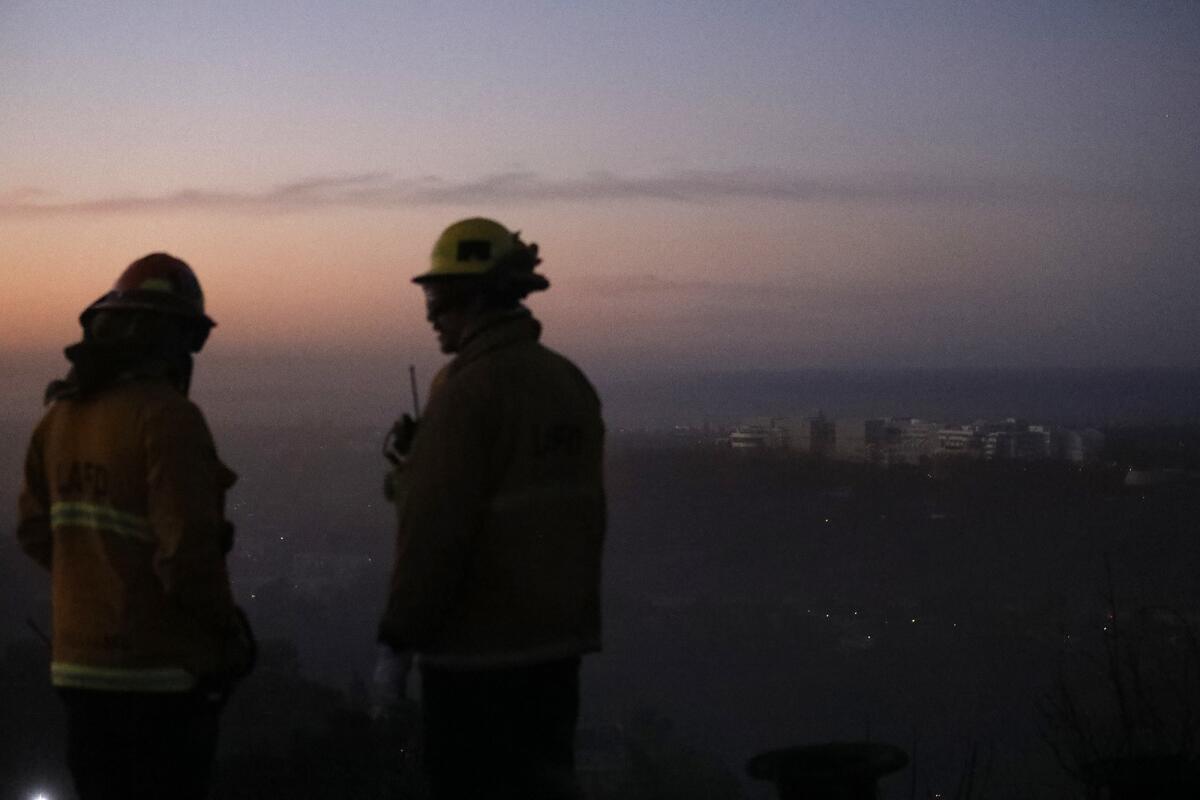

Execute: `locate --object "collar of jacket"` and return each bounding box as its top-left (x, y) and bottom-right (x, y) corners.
top-left (449, 308), bottom-right (542, 375)
top-left (44, 340), bottom-right (190, 404)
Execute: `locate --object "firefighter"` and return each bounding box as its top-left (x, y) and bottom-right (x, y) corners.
top-left (16, 253), bottom-right (253, 800)
top-left (377, 218), bottom-right (606, 799)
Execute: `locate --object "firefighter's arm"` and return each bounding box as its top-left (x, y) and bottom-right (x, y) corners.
top-left (143, 402), bottom-right (240, 641)
top-left (378, 378), bottom-right (494, 649)
top-left (16, 426), bottom-right (53, 570)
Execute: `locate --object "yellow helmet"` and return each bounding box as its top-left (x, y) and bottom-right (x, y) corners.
top-left (414, 217), bottom-right (547, 293)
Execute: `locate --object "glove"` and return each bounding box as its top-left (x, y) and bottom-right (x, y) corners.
top-left (370, 644), bottom-right (413, 719)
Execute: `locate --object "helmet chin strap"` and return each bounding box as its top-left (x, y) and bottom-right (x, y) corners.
top-left (171, 351), bottom-right (195, 395)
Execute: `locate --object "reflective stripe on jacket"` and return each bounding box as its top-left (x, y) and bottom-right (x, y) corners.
top-left (17, 378), bottom-right (245, 691)
top-left (50, 662), bottom-right (196, 692)
top-left (379, 311), bottom-right (605, 667)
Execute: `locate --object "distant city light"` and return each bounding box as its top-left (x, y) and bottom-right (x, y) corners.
top-left (31, 792), bottom-right (51, 800)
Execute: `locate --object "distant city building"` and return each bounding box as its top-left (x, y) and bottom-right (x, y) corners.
top-left (833, 418), bottom-right (883, 463)
top-left (937, 424), bottom-right (985, 458)
top-left (888, 419), bottom-right (941, 465)
top-left (729, 414), bottom-right (834, 454)
top-left (716, 412), bottom-right (1104, 466)
top-left (783, 413), bottom-right (834, 456)
top-left (729, 417), bottom-right (788, 450)
top-left (729, 425), bottom-right (769, 449)
top-left (832, 417), bottom-right (940, 465)
top-left (1059, 428), bottom-right (1105, 463)
top-left (982, 419), bottom-right (1053, 461)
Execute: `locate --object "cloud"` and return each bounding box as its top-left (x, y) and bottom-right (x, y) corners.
top-left (0, 186), bottom-right (57, 204)
top-left (2, 169), bottom-right (1196, 217)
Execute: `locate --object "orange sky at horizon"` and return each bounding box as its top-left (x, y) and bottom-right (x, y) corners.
top-left (3, 191), bottom-right (1193, 375)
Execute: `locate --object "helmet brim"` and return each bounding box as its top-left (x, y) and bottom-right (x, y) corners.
top-left (411, 272), bottom-right (549, 293)
top-left (411, 272), bottom-right (492, 286)
top-left (81, 291), bottom-right (216, 329)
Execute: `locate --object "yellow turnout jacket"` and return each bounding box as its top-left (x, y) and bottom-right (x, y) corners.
top-left (17, 378), bottom-right (248, 692)
top-left (380, 310), bottom-right (606, 668)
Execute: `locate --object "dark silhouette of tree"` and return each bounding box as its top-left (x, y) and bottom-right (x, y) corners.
top-left (1040, 564), bottom-right (1200, 798)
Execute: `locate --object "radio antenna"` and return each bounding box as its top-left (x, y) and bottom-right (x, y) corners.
top-left (409, 365), bottom-right (421, 418)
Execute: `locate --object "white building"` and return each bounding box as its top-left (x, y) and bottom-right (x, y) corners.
top-left (729, 417), bottom-right (788, 450)
top-left (1059, 428), bottom-right (1105, 463)
top-left (983, 420), bottom-right (1053, 461)
top-left (887, 419), bottom-right (942, 465)
top-left (937, 424), bottom-right (984, 457)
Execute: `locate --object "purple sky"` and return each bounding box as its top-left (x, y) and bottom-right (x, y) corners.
top-left (2, 1), bottom-right (1198, 420)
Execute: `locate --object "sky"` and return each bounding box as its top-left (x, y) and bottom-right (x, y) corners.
top-left (2, 1), bottom-right (1199, 421)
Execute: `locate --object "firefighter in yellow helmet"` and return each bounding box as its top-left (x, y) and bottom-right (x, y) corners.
top-left (377, 219), bottom-right (606, 799)
top-left (16, 253), bottom-right (253, 800)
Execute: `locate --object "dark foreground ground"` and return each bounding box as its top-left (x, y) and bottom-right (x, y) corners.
top-left (2, 423), bottom-right (1198, 799)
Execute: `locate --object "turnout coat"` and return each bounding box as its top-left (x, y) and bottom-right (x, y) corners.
top-left (18, 378), bottom-right (248, 691)
top-left (379, 310), bottom-right (606, 668)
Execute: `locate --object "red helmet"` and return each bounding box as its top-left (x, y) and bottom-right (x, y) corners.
top-left (82, 253), bottom-right (215, 329)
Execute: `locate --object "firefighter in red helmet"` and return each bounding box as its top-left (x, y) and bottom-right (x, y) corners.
top-left (17, 253), bottom-right (253, 800)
